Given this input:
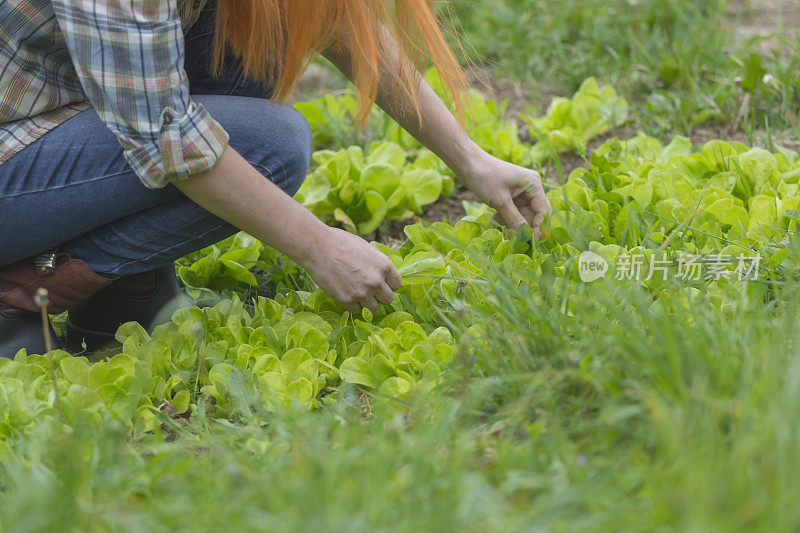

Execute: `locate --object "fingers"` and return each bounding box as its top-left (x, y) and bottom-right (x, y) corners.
top-left (529, 187), bottom-right (552, 220)
top-left (375, 282), bottom-right (395, 306)
top-left (515, 172), bottom-right (549, 205)
top-left (367, 260), bottom-right (398, 307)
top-left (514, 173), bottom-right (551, 236)
top-left (530, 195), bottom-right (551, 239)
top-left (321, 229), bottom-right (403, 316)
top-left (518, 204), bottom-right (537, 223)
top-left (346, 272), bottom-right (398, 315)
top-left (494, 170), bottom-right (550, 230)
top-left (384, 262), bottom-right (402, 292)
top-left (358, 295), bottom-right (381, 314)
top-left (495, 194), bottom-right (528, 230)
top-left (342, 301), bottom-right (362, 315)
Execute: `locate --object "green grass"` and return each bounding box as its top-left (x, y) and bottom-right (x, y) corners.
top-left (2, 3), bottom-right (800, 531)
top-left (448, 0), bottom-right (800, 139)
top-left (454, 256), bottom-right (800, 530)
top-left (4, 241), bottom-right (800, 531)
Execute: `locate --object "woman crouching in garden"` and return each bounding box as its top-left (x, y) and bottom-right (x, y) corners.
top-left (0, 0), bottom-right (550, 357)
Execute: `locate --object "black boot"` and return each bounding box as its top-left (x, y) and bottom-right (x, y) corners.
top-left (0, 310), bottom-right (58, 359)
top-left (65, 265), bottom-right (190, 353)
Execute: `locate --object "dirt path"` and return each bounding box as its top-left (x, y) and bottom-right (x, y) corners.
top-left (728, 0), bottom-right (800, 52)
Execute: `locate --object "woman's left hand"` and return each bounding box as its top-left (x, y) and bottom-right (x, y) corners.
top-left (456, 150), bottom-right (552, 236)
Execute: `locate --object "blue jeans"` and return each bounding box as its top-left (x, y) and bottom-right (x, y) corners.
top-left (0, 3), bottom-right (311, 276)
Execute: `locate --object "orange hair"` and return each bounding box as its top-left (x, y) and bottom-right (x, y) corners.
top-left (212, 0), bottom-right (466, 123)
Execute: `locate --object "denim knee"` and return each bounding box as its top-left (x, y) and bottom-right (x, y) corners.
top-left (235, 102), bottom-right (311, 198)
top-left (276, 106), bottom-right (312, 197)
top-left (192, 95), bottom-right (312, 197)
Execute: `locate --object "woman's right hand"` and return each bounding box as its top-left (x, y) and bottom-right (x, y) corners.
top-left (301, 227), bottom-right (402, 314)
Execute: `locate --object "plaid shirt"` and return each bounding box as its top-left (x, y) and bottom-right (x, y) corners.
top-left (0, 0), bottom-right (229, 188)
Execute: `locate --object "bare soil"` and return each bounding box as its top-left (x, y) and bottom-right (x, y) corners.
top-left (727, 0), bottom-right (800, 52)
top-left (288, 62), bottom-right (349, 104)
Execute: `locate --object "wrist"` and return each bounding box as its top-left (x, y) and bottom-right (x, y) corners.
top-left (292, 222), bottom-right (332, 270)
top-left (448, 141), bottom-right (491, 186)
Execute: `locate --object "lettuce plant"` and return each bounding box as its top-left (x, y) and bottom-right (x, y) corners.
top-left (522, 77), bottom-right (629, 163)
top-left (295, 141), bottom-right (454, 234)
top-left (176, 232), bottom-right (310, 304)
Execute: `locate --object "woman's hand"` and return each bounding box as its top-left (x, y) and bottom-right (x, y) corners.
top-left (323, 29), bottom-right (552, 235)
top-left (324, 22), bottom-right (552, 234)
top-left (301, 227), bottom-right (402, 315)
top-left (175, 147), bottom-right (402, 316)
top-left (456, 150), bottom-right (552, 235)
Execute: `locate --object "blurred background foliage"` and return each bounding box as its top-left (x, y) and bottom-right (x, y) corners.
top-left (446, 0), bottom-right (799, 139)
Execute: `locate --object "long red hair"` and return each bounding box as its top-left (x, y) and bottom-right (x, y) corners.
top-left (212, 0), bottom-right (466, 122)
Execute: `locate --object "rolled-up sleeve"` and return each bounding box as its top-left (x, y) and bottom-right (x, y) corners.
top-left (52, 0), bottom-right (229, 188)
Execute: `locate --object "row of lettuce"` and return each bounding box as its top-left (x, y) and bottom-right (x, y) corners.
top-left (1, 77), bottom-right (799, 444)
top-left (291, 70), bottom-right (629, 235)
